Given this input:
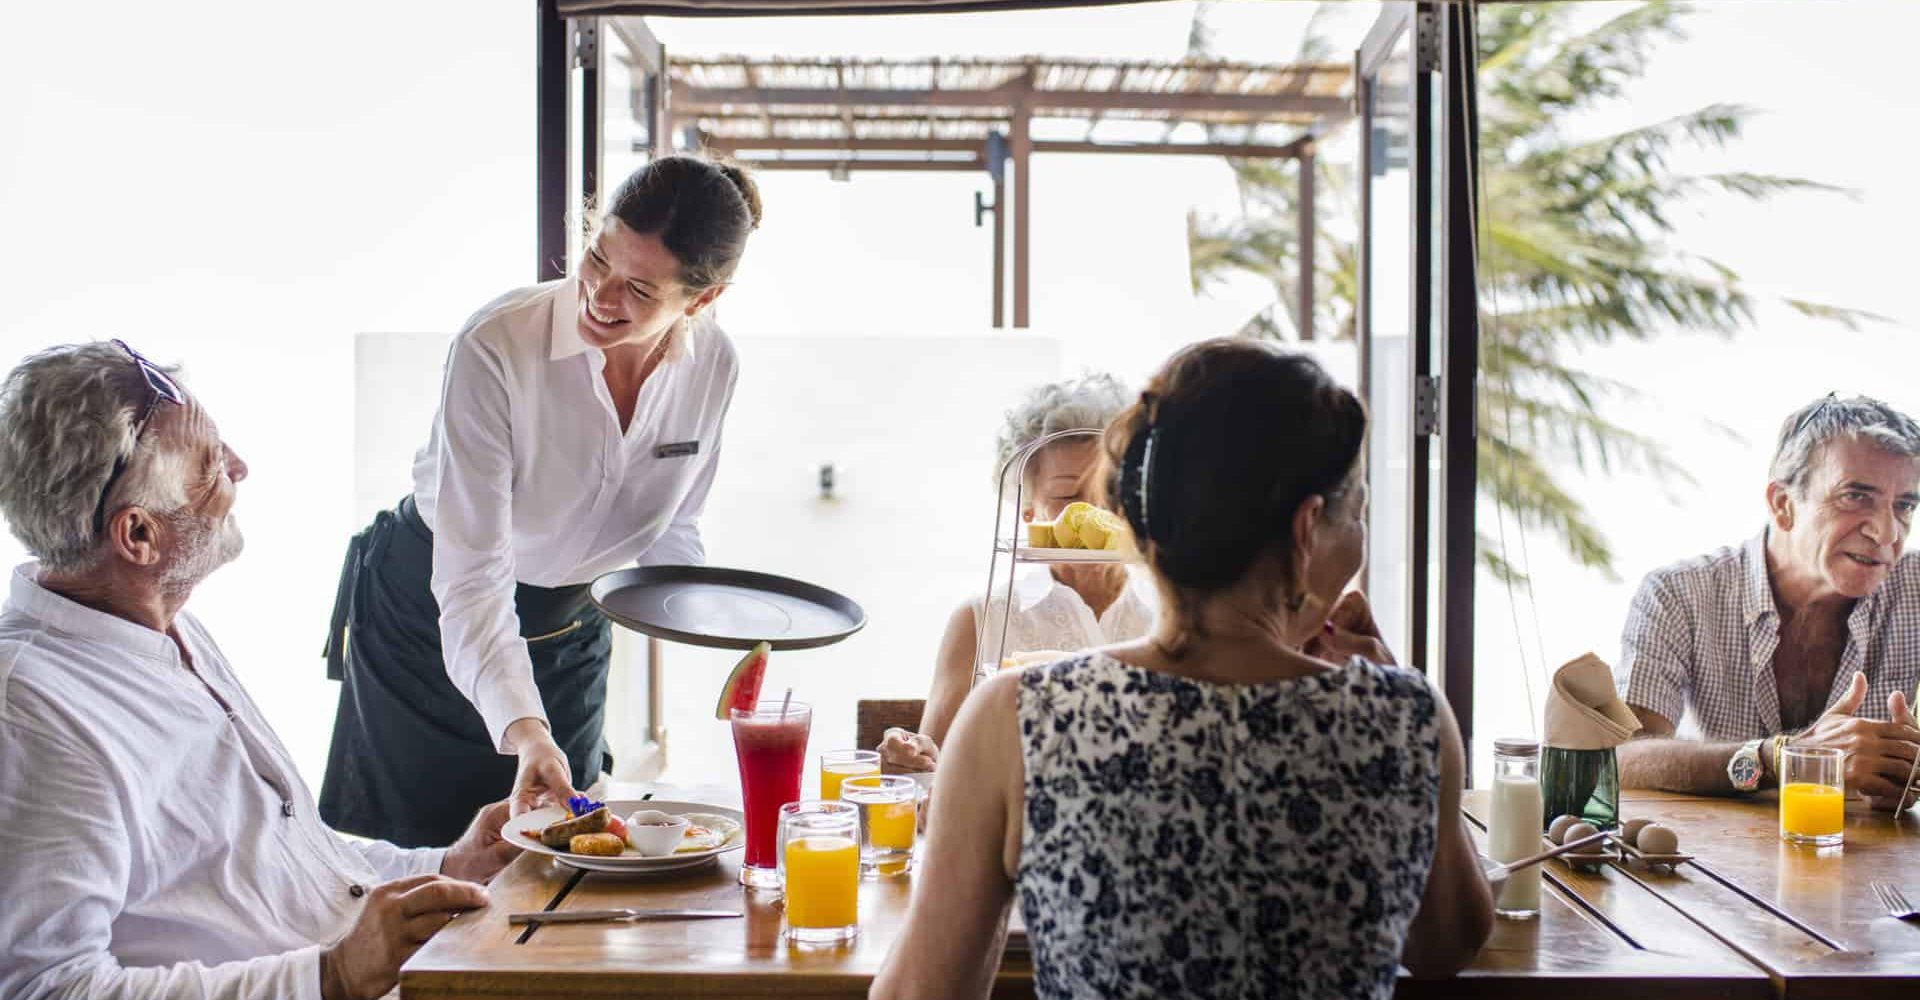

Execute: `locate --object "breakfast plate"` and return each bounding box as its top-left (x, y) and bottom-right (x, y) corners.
top-left (504, 799), bottom-right (745, 873)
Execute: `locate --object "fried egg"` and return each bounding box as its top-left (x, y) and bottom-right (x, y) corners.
top-left (673, 812), bottom-right (742, 853)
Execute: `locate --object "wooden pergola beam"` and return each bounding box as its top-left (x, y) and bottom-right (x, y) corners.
top-left (737, 158), bottom-right (983, 172)
top-left (672, 83), bottom-right (1347, 117)
top-left (704, 136), bottom-right (1309, 158)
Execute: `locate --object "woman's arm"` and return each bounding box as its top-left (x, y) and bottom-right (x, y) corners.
top-left (1399, 690), bottom-right (1495, 978)
top-left (426, 336), bottom-right (574, 812)
top-left (878, 601), bottom-right (978, 772)
top-left (869, 670), bottom-right (1023, 1000)
top-left (428, 335), bottom-right (545, 753)
top-left (920, 601), bottom-right (979, 747)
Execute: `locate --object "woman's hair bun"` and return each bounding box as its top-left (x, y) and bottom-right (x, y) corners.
top-left (1101, 338), bottom-right (1367, 593)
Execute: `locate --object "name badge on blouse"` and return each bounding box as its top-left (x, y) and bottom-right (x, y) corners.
top-left (655, 440), bottom-right (701, 459)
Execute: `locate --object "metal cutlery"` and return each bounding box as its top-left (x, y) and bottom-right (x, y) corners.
top-left (1871, 882), bottom-right (1919, 922)
top-left (1483, 829), bottom-right (1613, 889)
top-left (508, 908), bottom-right (743, 926)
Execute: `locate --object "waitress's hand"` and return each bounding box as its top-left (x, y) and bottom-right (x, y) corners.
top-left (505, 718), bottom-right (576, 817)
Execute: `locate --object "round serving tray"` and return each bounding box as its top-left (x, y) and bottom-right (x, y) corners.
top-left (589, 565), bottom-right (866, 651)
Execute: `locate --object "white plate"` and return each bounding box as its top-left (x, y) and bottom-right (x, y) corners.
top-left (504, 799), bottom-right (745, 873)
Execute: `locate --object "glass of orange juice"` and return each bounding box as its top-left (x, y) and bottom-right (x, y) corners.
top-left (842, 774), bottom-right (918, 878)
top-left (820, 750), bottom-right (881, 800)
top-left (779, 800), bottom-right (860, 944)
top-left (1779, 746), bottom-right (1845, 846)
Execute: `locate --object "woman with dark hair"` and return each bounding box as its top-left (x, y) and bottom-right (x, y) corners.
top-left (320, 155), bottom-right (762, 846)
top-left (878, 373), bottom-right (1152, 776)
top-left (873, 338), bottom-right (1492, 1000)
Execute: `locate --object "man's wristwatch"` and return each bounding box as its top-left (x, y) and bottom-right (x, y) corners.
top-left (1728, 738), bottom-right (1766, 792)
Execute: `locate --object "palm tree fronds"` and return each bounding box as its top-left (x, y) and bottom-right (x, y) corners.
top-left (1186, 1), bottom-right (1866, 577)
top-left (1781, 298), bottom-right (1894, 332)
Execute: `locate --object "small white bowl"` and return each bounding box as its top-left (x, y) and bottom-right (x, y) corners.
top-left (624, 810), bottom-right (691, 857)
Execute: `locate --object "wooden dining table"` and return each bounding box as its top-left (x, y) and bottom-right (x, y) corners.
top-left (401, 785), bottom-right (1920, 1000)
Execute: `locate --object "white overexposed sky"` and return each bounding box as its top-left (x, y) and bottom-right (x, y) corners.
top-left (4, 1), bottom-right (1918, 791)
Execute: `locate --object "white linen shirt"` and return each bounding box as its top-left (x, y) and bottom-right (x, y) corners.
top-left (1615, 529), bottom-right (1920, 740)
top-left (973, 565), bottom-right (1158, 666)
top-left (0, 564), bottom-right (445, 1000)
top-left (411, 280), bottom-right (738, 750)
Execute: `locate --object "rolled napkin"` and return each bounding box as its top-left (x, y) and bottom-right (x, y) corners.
top-left (1545, 652), bottom-right (1642, 750)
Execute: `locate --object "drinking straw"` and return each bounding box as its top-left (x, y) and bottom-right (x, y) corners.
top-left (779, 687), bottom-right (794, 719)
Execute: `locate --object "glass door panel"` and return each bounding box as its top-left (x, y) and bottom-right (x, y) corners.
top-left (1362, 23), bottom-right (1415, 661)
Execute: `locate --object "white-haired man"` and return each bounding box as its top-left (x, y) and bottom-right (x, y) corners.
top-left (0, 341), bottom-right (519, 1000)
top-left (1617, 393), bottom-right (1920, 811)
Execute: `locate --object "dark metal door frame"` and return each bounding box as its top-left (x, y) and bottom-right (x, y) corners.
top-left (577, 17), bottom-right (603, 230)
top-left (1437, 0), bottom-right (1481, 768)
top-left (1356, 1), bottom-right (1480, 772)
top-left (1409, 6), bottom-right (1436, 680)
top-left (537, 0), bottom-right (570, 281)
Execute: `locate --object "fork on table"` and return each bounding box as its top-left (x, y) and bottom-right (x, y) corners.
top-left (1871, 881), bottom-right (1919, 922)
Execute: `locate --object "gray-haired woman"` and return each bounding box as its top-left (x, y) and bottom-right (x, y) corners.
top-left (879, 374), bottom-right (1154, 773)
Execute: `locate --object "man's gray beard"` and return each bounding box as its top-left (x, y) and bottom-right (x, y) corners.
top-left (159, 511), bottom-right (245, 595)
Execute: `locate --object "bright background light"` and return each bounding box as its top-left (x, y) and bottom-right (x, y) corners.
top-left (3, 1), bottom-right (1916, 799)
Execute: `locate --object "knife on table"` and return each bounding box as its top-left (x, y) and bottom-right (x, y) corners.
top-left (508, 908), bottom-right (743, 926)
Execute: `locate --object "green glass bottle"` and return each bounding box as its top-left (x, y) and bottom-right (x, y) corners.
top-left (1539, 746), bottom-right (1619, 830)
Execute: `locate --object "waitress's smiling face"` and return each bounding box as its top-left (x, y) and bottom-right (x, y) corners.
top-left (576, 217), bottom-right (719, 351)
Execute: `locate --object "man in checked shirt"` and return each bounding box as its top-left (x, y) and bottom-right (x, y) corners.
top-left (1616, 393), bottom-right (1920, 811)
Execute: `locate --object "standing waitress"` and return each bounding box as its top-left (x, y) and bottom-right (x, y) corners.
top-left (321, 155), bottom-right (761, 846)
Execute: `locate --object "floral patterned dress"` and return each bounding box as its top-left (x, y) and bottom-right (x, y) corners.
top-left (1015, 652), bottom-right (1442, 1000)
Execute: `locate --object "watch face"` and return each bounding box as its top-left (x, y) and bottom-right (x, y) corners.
top-left (1730, 752), bottom-right (1761, 788)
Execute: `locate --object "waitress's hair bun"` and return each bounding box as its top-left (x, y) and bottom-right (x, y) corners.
top-left (712, 160), bottom-right (764, 231)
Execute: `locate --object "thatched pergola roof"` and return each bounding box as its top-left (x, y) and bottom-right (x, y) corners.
top-left (669, 54), bottom-right (1351, 163)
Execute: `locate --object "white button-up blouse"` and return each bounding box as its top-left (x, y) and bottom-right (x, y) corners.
top-left (0, 564), bottom-right (445, 1000)
top-left (410, 280), bottom-right (738, 750)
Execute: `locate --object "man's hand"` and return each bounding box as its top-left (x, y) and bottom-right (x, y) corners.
top-left (1791, 672), bottom-right (1920, 811)
top-left (1888, 687), bottom-right (1920, 812)
top-left (1304, 590), bottom-right (1397, 666)
top-left (879, 728), bottom-right (939, 773)
top-left (505, 718), bottom-right (575, 818)
top-left (319, 874), bottom-right (489, 1000)
top-left (440, 800), bottom-right (521, 883)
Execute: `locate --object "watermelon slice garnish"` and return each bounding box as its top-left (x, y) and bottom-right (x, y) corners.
top-left (714, 641), bottom-right (772, 720)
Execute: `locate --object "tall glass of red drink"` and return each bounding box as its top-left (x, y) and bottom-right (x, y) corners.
top-left (731, 700), bottom-right (811, 888)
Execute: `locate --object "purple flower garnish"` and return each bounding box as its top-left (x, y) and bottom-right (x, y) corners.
top-left (567, 794), bottom-right (604, 818)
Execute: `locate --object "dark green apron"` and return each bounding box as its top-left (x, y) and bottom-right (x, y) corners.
top-left (318, 497), bottom-right (612, 848)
